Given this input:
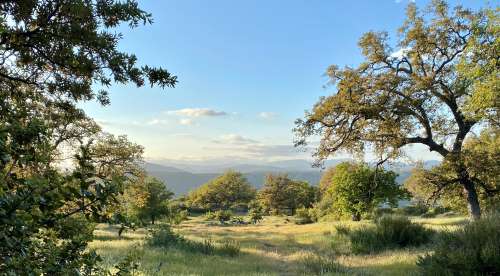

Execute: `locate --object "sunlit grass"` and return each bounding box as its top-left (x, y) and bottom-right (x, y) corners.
top-left (90, 215), bottom-right (467, 275)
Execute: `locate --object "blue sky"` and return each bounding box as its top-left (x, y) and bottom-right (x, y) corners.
top-left (82, 0), bottom-right (486, 163)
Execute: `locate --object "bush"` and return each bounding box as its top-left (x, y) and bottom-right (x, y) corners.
top-left (146, 224), bottom-right (240, 257)
top-left (205, 210), bottom-right (216, 220)
top-left (214, 210), bottom-right (232, 224)
top-left (300, 254), bottom-right (343, 275)
top-left (146, 224), bottom-right (183, 248)
top-left (294, 208), bottom-right (317, 225)
top-left (418, 215), bottom-right (500, 275)
top-left (248, 202), bottom-right (265, 224)
top-left (170, 210), bottom-right (189, 225)
top-left (336, 215), bottom-right (434, 254)
top-left (230, 216), bottom-right (246, 225)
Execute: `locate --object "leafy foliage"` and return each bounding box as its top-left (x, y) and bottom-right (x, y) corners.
top-left (125, 177), bottom-right (174, 225)
top-left (404, 128), bottom-right (500, 214)
top-left (337, 215), bottom-right (434, 254)
top-left (418, 214), bottom-right (500, 275)
top-left (320, 162), bottom-right (406, 220)
top-left (0, 0), bottom-right (175, 273)
top-left (187, 170), bottom-right (256, 211)
top-left (258, 173), bottom-right (317, 215)
top-left (294, 0), bottom-right (499, 219)
top-left (248, 200), bottom-right (265, 224)
top-left (214, 210), bottom-right (232, 224)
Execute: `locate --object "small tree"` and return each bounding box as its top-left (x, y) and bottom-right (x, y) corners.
top-left (258, 174), bottom-right (317, 215)
top-left (248, 201), bottom-right (264, 224)
top-left (133, 177), bottom-right (174, 225)
top-left (187, 170), bottom-right (256, 211)
top-left (323, 162), bottom-right (405, 221)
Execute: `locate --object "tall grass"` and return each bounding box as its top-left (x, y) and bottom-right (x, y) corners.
top-left (418, 214), bottom-right (500, 275)
top-left (336, 215), bottom-right (434, 254)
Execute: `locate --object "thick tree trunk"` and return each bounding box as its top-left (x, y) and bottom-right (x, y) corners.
top-left (460, 175), bottom-right (481, 220)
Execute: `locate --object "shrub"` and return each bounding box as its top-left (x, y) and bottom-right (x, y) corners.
top-left (146, 224), bottom-right (183, 248)
top-left (170, 210), bottom-right (189, 225)
top-left (248, 202), bottom-right (265, 224)
top-left (214, 210), bottom-right (232, 224)
top-left (230, 216), bottom-right (246, 225)
top-left (146, 224), bottom-right (240, 257)
top-left (300, 254), bottom-right (343, 275)
top-left (294, 207), bottom-right (317, 225)
top-left (205, 211), bottom-right (216, 220)
top-left (418, 215), bottom-right (500, 275)
top-left (336, 215), bottom-right (434, 254)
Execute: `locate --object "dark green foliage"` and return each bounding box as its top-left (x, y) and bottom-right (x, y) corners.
top-left (337, 215), bottom-right (434, 254)
top-left (147, 224), bottom-right (240, 257)
top-left (418, 215), bottom-right (500, 275)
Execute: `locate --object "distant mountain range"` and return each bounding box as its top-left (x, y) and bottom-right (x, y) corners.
top-left (143, 159), bottom-right (440, 195)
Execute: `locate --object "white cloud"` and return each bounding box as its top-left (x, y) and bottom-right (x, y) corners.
top-left (179, 118), bottom-right (195, 125)
top-left (147, 119), bottom-right (168, 125)
top-left (167, 108), bottom-right (228, 117)
top-left (259, 112), bottom-right (276, 119)
top-left (212, 134), bottom-right (259, 145)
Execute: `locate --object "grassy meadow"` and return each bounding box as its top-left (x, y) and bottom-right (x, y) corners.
top-left (90, 215), bottom-right (468, 275)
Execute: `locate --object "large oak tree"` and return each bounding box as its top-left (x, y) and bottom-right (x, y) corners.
top-left (294, 1), bottom-right (498, 219)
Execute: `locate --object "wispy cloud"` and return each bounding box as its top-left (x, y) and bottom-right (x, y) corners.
top-left (212, 134), bottom-right (259, 145)
top-left (259, 112), bottom-right (277, 119)
top-left (147, 119), bottom-right (169, 125)
top-left (166, 108), bottom-right (228, 117)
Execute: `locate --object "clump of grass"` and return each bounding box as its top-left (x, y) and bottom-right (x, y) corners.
top-left (217, 239), bottom-right (241, 257)
top-left (336, 215), bottom-right (434, 254)
top-left (418, 214), bottom-right (500, 275)
top-left (300, 253), bottom-right (343, 275)
top-left (146, 224), bottom-right (240, 257)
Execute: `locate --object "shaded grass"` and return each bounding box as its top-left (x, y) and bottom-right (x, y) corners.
top-left (90, 215), bottom-right (467, 275)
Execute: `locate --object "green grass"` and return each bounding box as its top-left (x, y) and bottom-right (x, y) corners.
top-left (90, 215), bottom-right (467, 275)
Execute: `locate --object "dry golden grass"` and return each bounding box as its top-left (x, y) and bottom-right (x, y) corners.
top-left (90, 215), bottom-right (466, 275)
